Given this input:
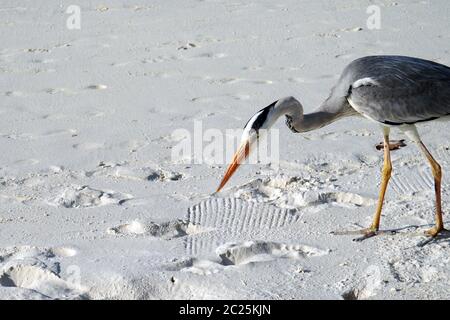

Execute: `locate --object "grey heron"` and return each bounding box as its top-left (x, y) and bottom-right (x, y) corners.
top-left (216, 55), bottom-right (450, 242)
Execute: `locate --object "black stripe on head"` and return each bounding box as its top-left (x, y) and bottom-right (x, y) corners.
top-left (244, 101), bottom-right (277, 131)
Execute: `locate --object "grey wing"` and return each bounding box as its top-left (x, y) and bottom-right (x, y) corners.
top-left (346, 57), bottom-right (450, 125)
top-left (349, 79), bottom-right (450, 125)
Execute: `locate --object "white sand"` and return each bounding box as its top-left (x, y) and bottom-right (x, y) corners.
top-left (1, 0), bottom-right (450, 299)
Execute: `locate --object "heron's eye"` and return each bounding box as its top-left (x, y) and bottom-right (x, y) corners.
top-left (285, 115), bottom-right (299, 133)
top-left (285, 115), bottom-right (292, 127)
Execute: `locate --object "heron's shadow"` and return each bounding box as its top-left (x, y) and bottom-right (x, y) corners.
top-left (381, 223), bottom-right (450, 247)
top-left (334, 221), bottom-right (450, 247)
top-left (416, 229), bottom-right (450, 247)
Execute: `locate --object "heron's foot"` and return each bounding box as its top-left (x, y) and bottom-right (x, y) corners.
top-left (425, 226), bottom-right (445, 237)
top-left (352, 228), bottom-right (379, 242)
top-left (418, 226), bottom-right (449, 247)
top-left (376, 139), bottom-right (406, 151)
top-left (332, 227), bottom-right (392, 242)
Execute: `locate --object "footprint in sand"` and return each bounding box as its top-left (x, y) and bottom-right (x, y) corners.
top-left (30, 58), bottom-right (54, 64)
top-left (110, 61), bottom-right (133, 67)
top-left (85, 111), bottom-right (106, 119)
top-left (39, 129), bottom-right (78, 138)
top-left (0, 246), bottom-right (77, 262)
top-left (113, 167), bottom-right (183, 182)
top-left (229, 176), bottom-right (376, 209)
top-left (390, 163), bottom-right (438, 195)
top-left (0, 264), bottom-right (84, 300)
top-left (107, 219), bottom-right (210, 240)
top-left (72, 142), bottom-right (104, 151)
top-left (141, 55), bottom-right (178, 64)
top-left (186, 197), bottom-right (300, 234)
top-left (0, 246), bottom-right (84, 299)
top-left (4, 91), bottom-right (24, 97)
top-left (287, 74), bottom-right (337, 84)
top-left (49, 247), bottom-right (78, 258)
top-left (86, 84), bottom-right (107, 90)
top-left (335, 53), bottom-right (356, 60)
top-left (169, 241), bottom-right (329, 275)
top-left (0, 194), bottom-right (32, 205)
top-left (41, 113), bottom-right (69, 120)
top-left (241, 65), bottom-right (264, 71)
top-left (10, 158), bottom-right (40, 167)
top-left (177, 42), bottom-right (197, 50)
top-left (203, 77), bottom-right (273, 85)
top-left (190, 94), bottom-right (250, 103)
top-left (45, 88), bottom-right (76, 95)
top-left (49, 185), bottom-right (133, 208)
top-left (183, 197), bottom-right (302, 255)
top-left (189, 52), bottom-right (227, 59)
top-left (216, 241), bottom-right (330, 266)
top-left (341, 265), bottom-right (382, 300)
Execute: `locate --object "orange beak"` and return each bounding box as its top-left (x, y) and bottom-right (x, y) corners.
top-left (216, 140), bottom-right (251, 192)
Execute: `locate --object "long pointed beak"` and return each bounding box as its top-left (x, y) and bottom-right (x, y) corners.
top-left (216, 140), bottom-right (251, 192)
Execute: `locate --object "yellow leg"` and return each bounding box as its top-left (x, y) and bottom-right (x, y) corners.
top-left (333, 131), bottom-right (393, 241)
top-left (370, 133), bottom-right (392, 231)
top-left (417, 141), bottom-right (445, 237)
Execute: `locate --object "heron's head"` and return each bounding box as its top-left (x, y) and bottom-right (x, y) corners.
top-left (216, 97), bottom-right (303, 192)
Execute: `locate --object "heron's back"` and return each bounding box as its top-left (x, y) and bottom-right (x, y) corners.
top-left (334, 56), bottom-right (450, 125)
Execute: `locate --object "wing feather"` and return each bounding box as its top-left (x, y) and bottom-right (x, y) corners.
top-left (344, 56), bottom-right (450, 124)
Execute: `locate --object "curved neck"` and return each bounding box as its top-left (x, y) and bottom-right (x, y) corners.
top-left (273, 97), bottom-right (344, 133)
top-left (261, 96), bottom-right (352, 135)
top-left (297, 111), bottom-right (341, 133)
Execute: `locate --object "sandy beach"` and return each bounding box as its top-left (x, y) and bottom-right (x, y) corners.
top-left (1, 0), bottom-right (450, 299)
